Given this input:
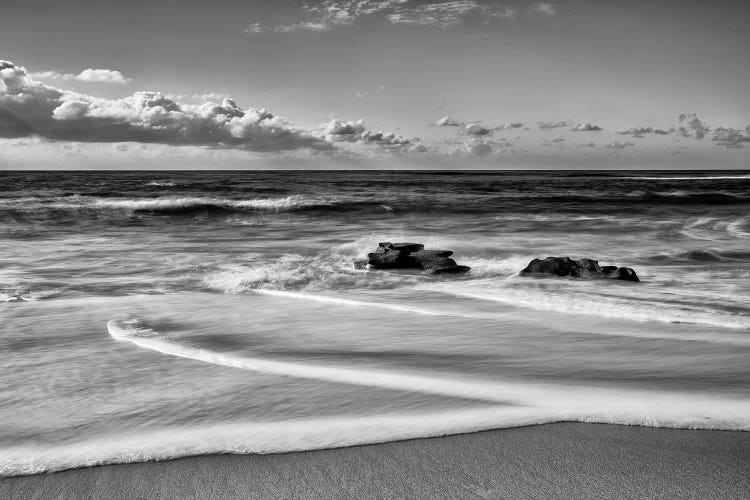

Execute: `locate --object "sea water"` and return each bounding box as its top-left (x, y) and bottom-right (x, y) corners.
top-left (1, 170), bottom-right (749, 476)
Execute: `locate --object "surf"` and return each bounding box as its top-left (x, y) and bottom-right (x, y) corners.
top-left (106, 317), bottom-right (750, 429)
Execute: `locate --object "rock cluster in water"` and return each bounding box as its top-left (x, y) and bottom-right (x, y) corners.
top-left (367, 242), bottom-right (471, 274)
top-left (520, 257), bottom-right (639, 282)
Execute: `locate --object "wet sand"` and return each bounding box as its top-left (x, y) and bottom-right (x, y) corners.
top-left (2, 422), bottom-right (748, 499)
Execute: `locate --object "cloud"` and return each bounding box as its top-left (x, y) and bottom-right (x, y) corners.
top-left (542, 136), bottom-right (565, 147)
top-left (246, 1), bottom-right (554, 34)
top-left (463, 122), bottom-right (492, 135)
top-left (316, 118), bottom-right (412, 148)
top-left (0, 60), bottom-right (328, 151)
top-left (571, 122), bottom-right (603, 132)
top-left (166, 93), bottom-right (228, 102)
top-left (76, 69), bottom-right (131, 84)
top-left (30, 68), bottom-right (131, 84)
top-left (617, 126), bottom-right (669, 137)
top-left (675, 113), bottom-right (709, 139)
top-left (604, 141), bottom-right (635, 149)
top-left (496, 121), bottom-right (523, 130)
top-left (537, 120), bottom-right (569, 129)
top-left (712, 127), bottom-right (749, 148)
top-left (533, 3), bottom-right (556, 16)
top-left (435, 115), bottom-right (460, 126)
top-left (452, 138), bottom-right (491, 156)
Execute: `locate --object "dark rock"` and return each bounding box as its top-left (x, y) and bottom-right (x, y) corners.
top-left (367, 242), bottom-right (470, 274)
top-left (520, 257), bottom-right (639, 282)
top-left (409, 250), bottom-right (457, 270)
top-left (432, 265), bottom-right (472, 275)
top-left (378, 242), bottom-right (425, 253)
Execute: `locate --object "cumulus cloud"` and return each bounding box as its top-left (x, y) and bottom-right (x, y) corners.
top-left (617, 126), bottom-right (670, 137)
top-left (496, 121), bottom-right (523, 130)
top-left (537, 120), bottom-right (569, 129)
top-left (712, 127), bottom-right (749, 148)
top-left (533, 2), bottom-right (556, 16)
top-left (675, 113), bottom-right (709, 139)
top-left (435, 115), bottom-right (460, 126)
top-left (316, 118), bottom-right (412, 149)
top-left (463, 122), bottom-right (492, 135)
top-left (571, 122), bottom-right (603, 132)
top-left (246, 1), bottom-right (556, 34)
top-left (542, 136), bottom-right (565, 147)
top-left (166, 92), bottom-right (227, 102)
top-left (453, 138), bottom-right (492, 156)
top-left (30, 68), bottom-right (131, 84)
top-left (604, 141), bottom-right (635, 149)
top-left (0, 60), bottom-right (328, 151)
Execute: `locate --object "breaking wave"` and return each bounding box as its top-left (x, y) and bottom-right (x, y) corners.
top-left (0, 195), bottom-right (360, 216)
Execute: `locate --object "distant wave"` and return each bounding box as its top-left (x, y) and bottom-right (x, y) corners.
top-left (621, 175), bottom-right (750, 181)
top-left (0, 195), bottom-right (357, 216)
top-left (647, 248), bottom-right (750, 264)
top-left (94, 196), bottom-right (343, 214)
top-left (678, 216), bottom-right (750, 240)
top-left (726, 217), bottom-right (750, 238)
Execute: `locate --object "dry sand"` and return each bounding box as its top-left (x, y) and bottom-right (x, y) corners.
top-left (2, 422), bottom-right (748, 499)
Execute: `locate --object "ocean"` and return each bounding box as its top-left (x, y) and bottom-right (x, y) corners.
top-left (1, 170), bottom-right (749, 476)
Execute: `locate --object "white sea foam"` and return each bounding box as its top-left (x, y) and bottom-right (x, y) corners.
top-left (679, 217), bottom-right (721, 240)
top-left (0, 195), bottom-right (340, 212)
top-left (105, 318), bottom-right (750, 424)
top-left (621, 175), bottom-right (750, 180)
top-left (0, 407), bottom-right (552, 477)
top-left (460, 255), bottom-right (532, 278)
top-left (726, 217), bottom-right (750, 238)
top-left (421, 281), bottom-right (750, 333)
top-left (2, 317), bottom-right (748, 477)
top-left (91, 195), bottom-right (338, 211)
top-left (255, 289), bottom-right (459, 316)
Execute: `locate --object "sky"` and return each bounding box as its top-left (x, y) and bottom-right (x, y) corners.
top-left (1, 0), bottom-right (748, 169)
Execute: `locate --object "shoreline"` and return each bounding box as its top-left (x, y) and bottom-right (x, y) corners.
top-left (2, 422), bottom-right (748, 499)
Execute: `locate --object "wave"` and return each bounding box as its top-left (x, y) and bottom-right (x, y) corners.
top-left (421, 281), bottom-right (750, 332)
top-left (145, 181), bottom-right (177, 187)
top-left (621, 175), bottom-right (750, 181)
top-left (3, 315), bottom-right (748, 477)
top-left (255, 289), bottom-right (473, 317)
top-left (459, 255), bottom-right (530, 278)
top-left (0, 195), bottom-right (352, 216)
top-left (93, 196), bottom-right (343, 214)
top-left (678, 216), bottom-right (750, 240)
top-left (647, 248), bottom-right (750, 264)
top-left (201, 255), bottom-right (389, 293)
top-left (726, 217), bottom-right (750, 238)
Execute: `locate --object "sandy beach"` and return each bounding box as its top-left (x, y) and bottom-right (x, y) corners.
top-left (2, 422), bottom-right (748, 499)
